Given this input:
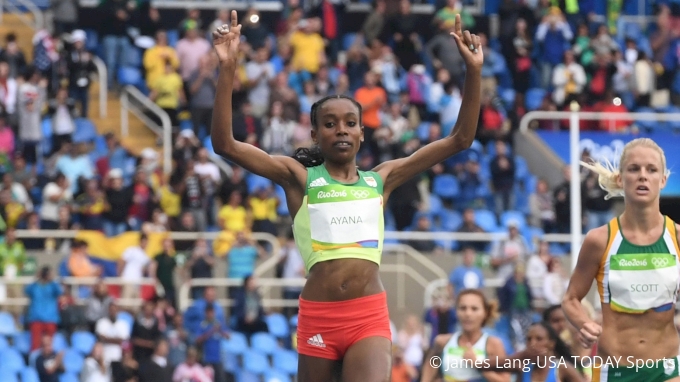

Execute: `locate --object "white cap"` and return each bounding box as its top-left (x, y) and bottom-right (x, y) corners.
top-left (108, 168), bottom-right (123, 178)
top-left (141, 148), bottom-right (158, 160)
top-left (71, 30), bottom-right (86, 43)
top-left (180, 129), bottom-right (195, 138)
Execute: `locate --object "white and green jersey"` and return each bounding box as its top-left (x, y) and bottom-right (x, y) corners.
top-left (442, 331), bottom-right (489, 382)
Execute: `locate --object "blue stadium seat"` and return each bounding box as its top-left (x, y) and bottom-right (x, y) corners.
top-left (525, 88), bottom-right (547, 111)
top-left (222, 351), bottom-right (240, 373)
top-left (514, 156), bottom-right (529, 181)
top-left (417, 122), bottom-right (431, 141)
top-left (246, 174), bottom-right (273, 193)
top-left (117, 311), bottom-right (134, 335)
top-left (243, 350), bottom-right (270, 375)
top-left (265, 313), bottom-right (290, 339)
top-left (0, 312), bottom-right (16, 335)
top-left (13, 332), bottom-right (31, 355)
top-left (28, 349), bottom-right (40, 368)
top-left (1, 348), bottom-right (25, 373)
top-left (501, 211), bottom-right (526, 229)
top-left (117, 66), bottom-right (143, 87)
top-left (499, 88), bottom-right (516, 109)
top-left (427, 194), bottom-right (443, 215)
top-left (71, 331), bottom-right (96, 355)
top-left (432, 174), bottom-right (459, 200)
top-left (126, 46), bottom-right (143, 67)
top-left (59, 373), bottom-right (79, 382)
top-left (289, 315), bottom-right (298, 328)
top-left (92, 135), bottom-right (108, 158)
top-left (73, 118), bottom-right (98, 143)
top-left (265, 369), bottom-right (291, 382)
top-left (238, 370), bottom-right (261, 382)
top-left (473, 209), bottom-right (498, 232)
top-left (166, 29), bottom-right (180, 48)
top-left (63, 349), bottom-right (84, 373)
top-left (274, 185), bottom-right (289, 216)
top-left (0, 371), bottom-right (18, 382)
top-left (272, 349), bottom-right (298, 376)
top-left (440, 209), bottom-right (463, 231)
top-left (251, 332), bottom-right (279, 355)
top-left (0, 334), bottom-right (8, 350)
top-left (21, 368), bottom-right (39, 382)
top-left (221, 332), bottom-right (248, 355)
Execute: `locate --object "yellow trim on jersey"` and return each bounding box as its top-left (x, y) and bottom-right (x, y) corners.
top-left (597, 218), bottom-right (619, 302)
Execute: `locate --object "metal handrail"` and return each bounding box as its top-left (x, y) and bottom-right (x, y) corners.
top-left (92, 56), bottom-right (107, 119)
top-left (0, 0), bottom-right (44, 29)
top-left (519, 111), bottom-right (680, 133)
top-left (120, 85), bottom-right (172, 175)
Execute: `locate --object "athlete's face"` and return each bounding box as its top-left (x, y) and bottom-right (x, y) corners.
top-left (619, 146), bottom-right (666, 204)
top-left (312, 99), bottom-right (363, 165)
top-left (526, 325), bottom-right (553, 353)
top-left (456, 293), bottom-right (486, 332)
top-left (547, 308), bottom-right (567, 335)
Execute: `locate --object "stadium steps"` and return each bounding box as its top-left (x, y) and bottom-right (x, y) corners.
top-left (0, 13), bottom-right (35, 62)
top-left (88, 83), bottom-right (160, 158)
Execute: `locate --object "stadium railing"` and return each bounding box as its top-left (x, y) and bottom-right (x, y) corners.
top-left (120, 85), bottom-right (172, 175)
top-left (0, 0), bottom-right (44, 30)
top-left (92, 56), bottom-right (108, 119)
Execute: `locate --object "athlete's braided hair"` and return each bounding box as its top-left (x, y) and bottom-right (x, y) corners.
top-left (531, 321), bottom-right (582, 372)
top-left (292, 95), bottom-right (364, 168)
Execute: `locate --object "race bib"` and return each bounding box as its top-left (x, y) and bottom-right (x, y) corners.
top-left (608, 253), bottom-right (678, 313)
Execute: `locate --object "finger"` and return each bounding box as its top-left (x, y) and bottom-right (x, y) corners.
top-left (231, 10), bottom-right (238, 28)
top-left (454, 14), bottom-right (462, 37)
top-left (463, 30), bottom-right (473, 49)
top-left (473, 34), bottom-right (481, 50)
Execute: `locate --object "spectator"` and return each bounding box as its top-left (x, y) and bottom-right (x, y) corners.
top-left (190, 287), bottom-right (226, 328)
top-left (477, 91), bottom-right (509, 143)
top-left (17, 66), bottom-right (47, 164)
top-left (426, 22), bottom-right (464, 85)
top-left (172, 346), bottom-right (214, 382)
top-left (355, 71), bottom-right (387, 162)
top-left (36, 334), bottom-right (64, 382)
top-left (103, 168), bottom-right (131, 237)
top-left (268, 71), bottom-right (300, 122)
top-left (85, 281), bottom-right (113, 332)
top-left (129, 169), bottom-right (155, 231)
top-left (535, 8), bottom-right (573, 88)
top-left (279, 230), bottom-right (304, 317)
top-left (423, 296), bottom-right (456, 346)
top-left (111, 343), bottom-right (138, 382)
top-left (406, 215), bottom-right (437, 253)
top-left (0, 34), bottom-right (27, 80)
top-left (553, 166), bottom-right (572, 233)
top-left (131, 300), bottom-right (161, 361)
top-left (176, 23), bottom-right (211, 96)
top-left (74, 179), bottom-right (107, 231)
top-left (39, 173), bottom-right (71, 229)
top-left (194, 148), bottom-right (220, 224)
top-left (498, 263), bottom-right (533, 350)
top-left (448, 247), bottom-right (484, 299)
top-left (526, 240), bottom-right (553, 300)
top-left (529, 178), bottom-right (556, 232)
top-left (0, 113), bottom-right (14, 160)
top-left (232, 101), bottom-right (263, 146)
top-left (489, 140), bottom-right (516, 217)
top-left (186, 238), bottom-right (215, 300)
top-left (55, 143), bottom-right (95, 194)
top-left (0, 61), bottom-right (17, 122)
top-left (226, 231), bottom-right (264, 281)
top-left (288, 19), bottom-right (325, 74)
top-left (166, 313), bottom-right (189, 368)
top-left (233, 275), bottom-right (269, 338)
top-left (552, 50), bottom-right (587, 107)
top-left (96, 302), bottom-right (130, 367)
top-left (150, 237), bottom-right (177, 306)
top-left (633, 51), bottom-right (655, 108)
top-left (261, 100), bottom-right (296, 156)
top-left (582, 169), bottom-right (613, 231)
top-left (245, 47), bottom-right (275, 118)
top-left (153, 297), bottom-right (175, 333)
top-left (396, 314), bottom-right (426, 372)
top-left (391, 345), bottom-right (418, 382)
top-left (510, 18), bottom-right (533, 95)
top-left (138, 339), bottom-right (173, 382)
top-left (99, 0), bottom-right (132, 89)
top-left (149, 59), bottom-right (186, 128)
top-left (388, 0), bottom-right (422, 71)
top-left (542, 258), bottom-right (569, 306)
top-left (80, 342), bottom-right (111, 382)
top-left (143, 30), bottom-right (179, 89)
top-left (48, 87), bottom-right (77, 155)
top-left (218, 190), bottom-right (248, 232)
top-left (456, 209), bottom-right (486, 252)
top-left (65, 30), bottom-right (96, 117)
top-left (180, 162), bottom-right (207, 232)
top-left (178, 9), bottom-right (203, 35)
top-left (0, 227), bottom-right (25, 315)
top-left (118, 234), bottom-right (150, 300)
top-left (195, 305), bottom-right (230, 382)
top-left (68, 239), bottom-right (101, 278)
top-left (359, 0), bottom-right (385, 45)
top-left (188, 54), bottom-right (218, 137)
top-left (26, 266), bottom-right (62, 350)
top-left (490, 220), bottom-right (530, 282)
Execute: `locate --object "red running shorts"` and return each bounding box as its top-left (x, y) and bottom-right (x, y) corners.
top-left (296, 291), bottom-right (392, 360)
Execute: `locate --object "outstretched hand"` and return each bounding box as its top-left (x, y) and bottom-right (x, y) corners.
top-left (212, 10), bottom-right (242, 66)
top-left (450, 14), bottom-right (483, 70)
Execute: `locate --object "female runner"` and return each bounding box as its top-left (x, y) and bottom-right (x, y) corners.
top-left (562, 138), bottom-right (680, 382)
top-left (211, 11), bottom-right (483, 382)
top-left (544, 305), bottom-right (596, 381)
top-left (420, 289), bottom-right (510, 382)
top-left (467, 321), bottom-right (585, 382)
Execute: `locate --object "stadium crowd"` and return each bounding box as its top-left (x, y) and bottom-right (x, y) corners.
top-left (0, 0), bottom-right (677, 381)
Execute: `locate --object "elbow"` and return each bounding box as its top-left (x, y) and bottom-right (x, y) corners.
top-left (213, 140), bottom-right (239, 159)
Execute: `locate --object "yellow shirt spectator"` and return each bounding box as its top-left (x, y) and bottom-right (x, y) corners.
top-left (143, 45), bottom-right (180, 88)
top-left (159, 186), bottom-right (181, 218)
top-left (249, 197), bottom-right (278, 222)
top-left (218, 204), bottom-right (248, 232)
top-left (151, 72), bottom-right (183, 109)
top-left (289, 30), bottom-right (325, 74)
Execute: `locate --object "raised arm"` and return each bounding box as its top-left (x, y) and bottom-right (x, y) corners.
top-left (210, 11), bottom-right (306, 189)
top-left (562, 227), bottom-right (606, 348)
top-left (375, 14), bottom-right (482, 195)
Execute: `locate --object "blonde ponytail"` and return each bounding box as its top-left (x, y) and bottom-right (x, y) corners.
top-left (580, 138), bottom-right (670, 201)
top-left (580, 159), bottom-right (623, 200)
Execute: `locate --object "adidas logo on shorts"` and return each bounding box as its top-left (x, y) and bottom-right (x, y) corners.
top-left (309, 177), bottom-right (329, 188)
top-left (307, 334), bottom-right (326, 348)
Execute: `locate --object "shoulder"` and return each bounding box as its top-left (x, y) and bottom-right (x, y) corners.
top-left (433, 333), bottom-right (454, 349)
top-left (582, 225), bottom-right (610, 254)
top-left (485, 335), bottom-right (506, 355)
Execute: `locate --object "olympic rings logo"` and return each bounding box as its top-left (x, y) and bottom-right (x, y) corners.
top-left (652, 258), bottom-right (669, 267)
top-left (351, 190), bottom-right (370, 199)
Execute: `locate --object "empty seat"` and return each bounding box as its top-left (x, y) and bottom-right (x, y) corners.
top-left (1, 348), bottom-right (25, 373)
top-left (21, 368), bottom-right (39, 382)
top-left (238, 370), bottom-right (261, 382)
top-left (52, 332), bottom-right (68, 353)
top-left (62, 349), bottom-right (84, 373)
top-left (117, 66), bottom-right (143, 87)
top-left (265, 369), bottom-right (291, 382)
top-left (266, 313), bottom-right (290, 339)
top-left (289, 315), bottom-right (298, 328)
top-left (473, 209), bottom-right (498, 232)
top-left (221, 332), bottom-right (248, 355)
top-left (250, 332), bottom-right (279, 355)
top-left (432, 174), bottom-right (460, 200)
top-left (58, 373), bottom-right (79, 382)
top-left (71, 331), bottom-right (96, 355)
top-left (272, 349), bottom-right (298, 376)
top-left (501, 211), bottom-right (527, 229)
top-left (0, 312), bottom-right (16, 335)
top-left (242, 350), bottom-right (270, 375)
top-left (246, 174), bottom-right (272, 193)
top-left (13, 332), bottom-right (31, 355)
